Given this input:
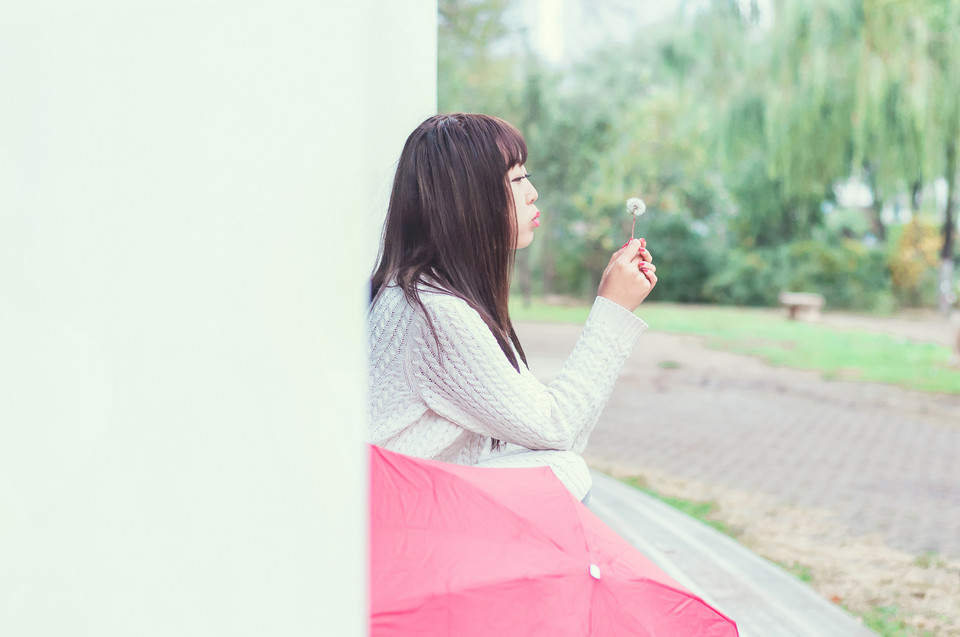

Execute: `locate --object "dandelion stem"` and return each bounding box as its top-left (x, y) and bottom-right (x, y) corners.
top-left (631, 216), bottom-right (636, 241)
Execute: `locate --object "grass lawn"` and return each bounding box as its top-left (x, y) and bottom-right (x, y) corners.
top-left (510, 298), bottom-right (960, 394)
top-left (618, 476), bottom-right (736, 538)
top-left (858, 605), bottom-right (933, 637)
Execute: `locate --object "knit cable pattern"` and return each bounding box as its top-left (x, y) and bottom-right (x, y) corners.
top-left (368, 285), bottom-right (647, 499)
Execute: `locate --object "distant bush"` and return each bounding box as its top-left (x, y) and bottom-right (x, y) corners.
top-left (704, 239), bottom-right (895, 312)
top-left (887, 219), bottom-right (940, 308)
top-left (785, 239), bottom-right (894, 312)
top-left (540, 209), bottom-right (923, 313)
top-left (703, 246), bottom-right (788, 306)
top-left (641, 211), bottom-right (717, 303)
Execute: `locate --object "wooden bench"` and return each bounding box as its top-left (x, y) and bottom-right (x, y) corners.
top-left (778, 292), bottom-right (825, 321)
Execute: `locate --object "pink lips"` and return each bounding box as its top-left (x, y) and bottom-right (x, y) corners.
top-left (532, 211), bottom-right (541, 227)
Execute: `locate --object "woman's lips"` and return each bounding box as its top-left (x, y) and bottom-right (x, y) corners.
top-left (532, 211), bottom-right (540, 227)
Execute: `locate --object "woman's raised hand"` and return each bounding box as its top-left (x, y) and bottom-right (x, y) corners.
top-left (597, 238), bottom-right (657, 312)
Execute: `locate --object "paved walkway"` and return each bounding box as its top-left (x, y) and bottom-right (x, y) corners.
top-left (516, 318), bottom-right (960, 558)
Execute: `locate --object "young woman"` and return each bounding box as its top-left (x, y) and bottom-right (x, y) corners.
top-left (368, 113), bottom-right (657, 501)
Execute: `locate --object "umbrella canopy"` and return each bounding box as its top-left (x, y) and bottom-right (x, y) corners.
top-left (370, 445), bottom-right (738, 636)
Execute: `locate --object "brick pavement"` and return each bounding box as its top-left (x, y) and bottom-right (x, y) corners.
top-left (515, 321), bottom-right (960, 558)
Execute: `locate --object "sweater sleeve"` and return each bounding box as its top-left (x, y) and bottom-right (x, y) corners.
top-left (407, 295), bottom-right (647, 452)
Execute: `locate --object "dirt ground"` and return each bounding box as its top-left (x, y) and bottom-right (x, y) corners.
top-left (596, 464), bottom-right (960, 637)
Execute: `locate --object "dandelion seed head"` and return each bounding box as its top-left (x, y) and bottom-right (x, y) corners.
top-left (626, 198), bottom-right (646, 217)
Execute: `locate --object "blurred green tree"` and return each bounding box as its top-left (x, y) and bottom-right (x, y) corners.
top-left (435, 0), bottom-right (958, 310)
top-left (438, 0), bottom-right (524, 117)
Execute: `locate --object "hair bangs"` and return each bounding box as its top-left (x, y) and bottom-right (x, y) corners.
top-left (494, 119), bottom-right (528, 170)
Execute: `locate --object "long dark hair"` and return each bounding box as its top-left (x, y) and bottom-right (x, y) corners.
top-left (371, 113), bottom-right (528, 373)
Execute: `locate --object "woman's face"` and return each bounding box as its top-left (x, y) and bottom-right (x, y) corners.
top-left (508, 164), bottom-right (539, 249)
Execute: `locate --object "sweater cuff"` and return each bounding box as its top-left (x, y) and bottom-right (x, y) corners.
top-left (589, 296), bottom-right (649, 343)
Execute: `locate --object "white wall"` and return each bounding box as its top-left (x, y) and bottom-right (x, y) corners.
top-left (362, 3), bottom-right (439, 270)
top-left (0, 1), bottom-right (436, 635)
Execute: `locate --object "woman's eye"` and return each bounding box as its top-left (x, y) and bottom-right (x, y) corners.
top-left (511, 174), bottom-right (531, 183)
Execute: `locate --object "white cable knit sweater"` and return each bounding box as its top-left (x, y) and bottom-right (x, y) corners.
top-left (367, 283), bottom-right (648, 500)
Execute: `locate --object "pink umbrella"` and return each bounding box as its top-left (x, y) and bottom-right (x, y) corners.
top-left (370, 445), bottom-right (738, 636)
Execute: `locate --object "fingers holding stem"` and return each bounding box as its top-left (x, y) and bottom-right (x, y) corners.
top-left (638, 260), bottom-right (656, 282)
top-left (600, 238), bottom-right (658, 311)
top-left (630, 241), bottom-right (656, 284)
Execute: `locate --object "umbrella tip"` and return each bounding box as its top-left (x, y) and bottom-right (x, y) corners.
top-left (589, 564), bottom-right (601, 580)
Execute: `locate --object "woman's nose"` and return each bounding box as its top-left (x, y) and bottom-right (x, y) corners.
top-left (528, 184), bottom-right (538, 204)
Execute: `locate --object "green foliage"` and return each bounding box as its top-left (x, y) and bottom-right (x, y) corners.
top-left (727, 155), bottom-right (828, 248)
top-left (704, 233), bottom-right (896, 311)
top-left (438, 0), bottom-right (524, 117)
top-left (641, 211), bottom-right (717, 304)
top-left (703, 247), bottom-right (789, 306)
top-left (823, 206), bottom-right (873, 238)
top-left (785, 239), bottom-right (894, 311)
top-left (888, 219), bottom-right (946, 307)
top-left (438, 0), bottom-right (960, 311)
top-left (766, 0), bottom-right (859, 199)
